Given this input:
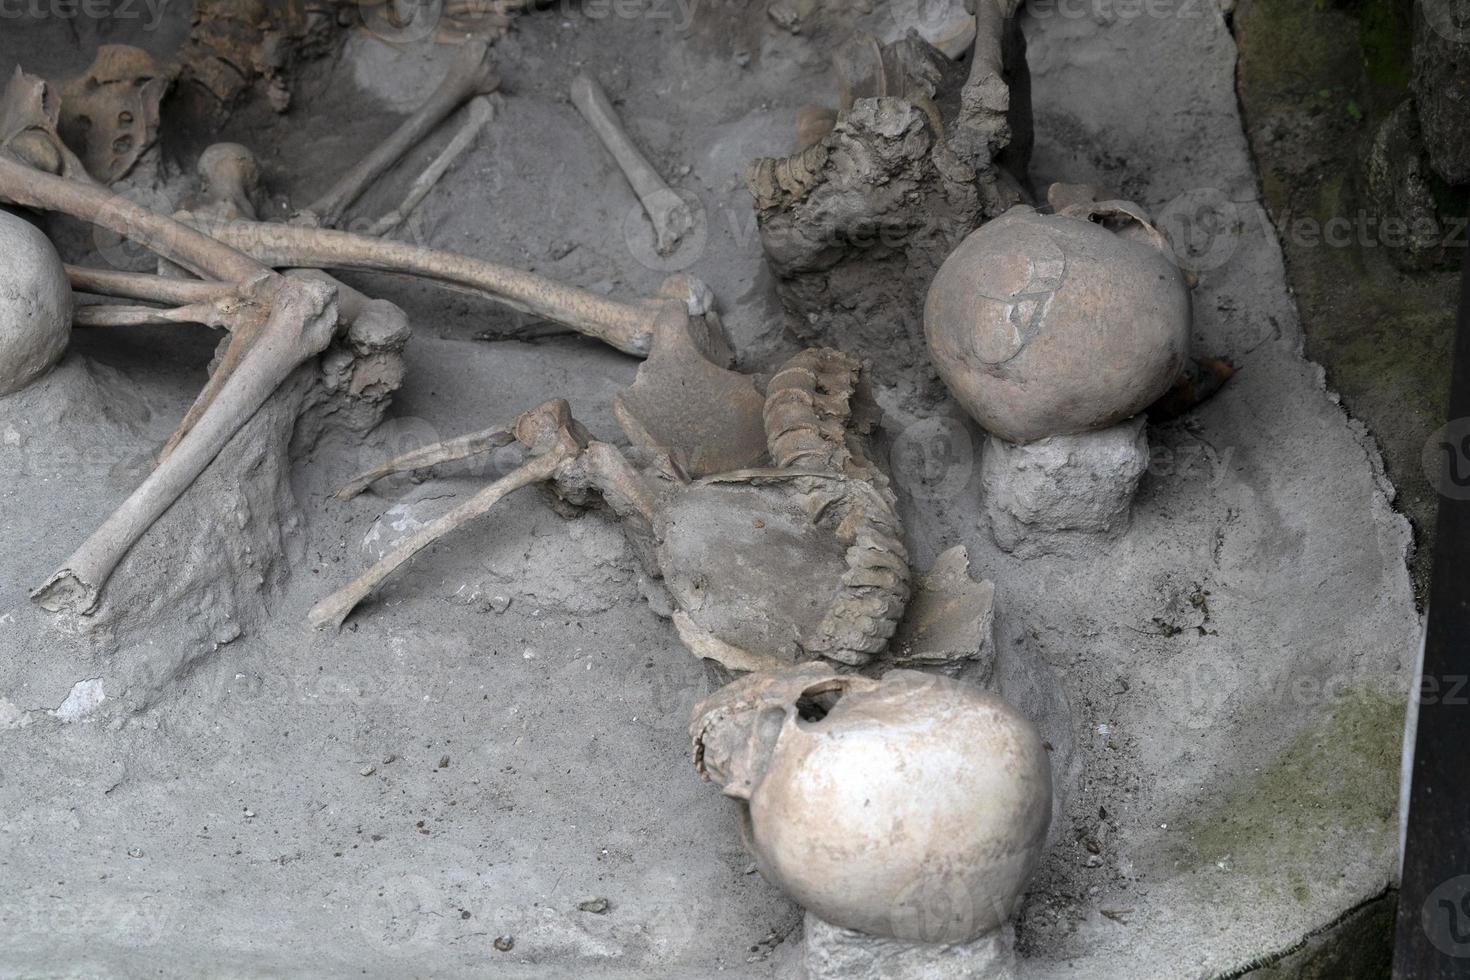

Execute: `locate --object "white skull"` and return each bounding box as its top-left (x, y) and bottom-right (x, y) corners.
top-left (691, 665), bottom-right (1052, 943)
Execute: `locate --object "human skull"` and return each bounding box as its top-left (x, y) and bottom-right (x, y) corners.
top-left (691, 665), bottom-right (1052, 943)
top-left (0, 210), bottom-right (71, 397)
top-left (924, 201), bottom-right (1190, 444)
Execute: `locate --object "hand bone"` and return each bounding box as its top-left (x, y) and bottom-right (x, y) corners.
top-left (570, 74), bottom-right (694, 257)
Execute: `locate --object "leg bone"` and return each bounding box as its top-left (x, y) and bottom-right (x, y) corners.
top-left (305, 41), bottom-right (499, 228)
top-left (570, 74), bottom-right (694, 257)
top-left (309, 400), bottom-right (587, 631)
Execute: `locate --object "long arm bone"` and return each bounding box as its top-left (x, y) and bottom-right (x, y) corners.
top-left (198, 218), bottom-right (665, 357)
top-left (308, 400), bottom-right (588, 631)
top-left (305, 41), bottom-right (499, 228)
top-left (366, 95), bottom-right (496, 237)
top-left (331, 422), bottom-right (519, 500)
top-left (569, 74), bottom-right (694, 257)
top-left (66, 265), bottom-right (236, 305)
top-left (0, 152), bottom-right (339, 614)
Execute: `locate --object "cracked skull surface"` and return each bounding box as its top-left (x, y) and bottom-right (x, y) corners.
top-left (924, 201), bottom-right (1191, 443)
top-left (691, 665), bottom-right (1052, 943)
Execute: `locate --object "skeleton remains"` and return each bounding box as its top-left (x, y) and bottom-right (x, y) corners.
top-left (0, 7), bottom-right (1084, 971)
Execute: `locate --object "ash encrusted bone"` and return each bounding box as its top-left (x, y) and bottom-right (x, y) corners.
top-left (311, 349), bottom-right (912, 669)
top-left (746, 7), bottom-right (1031, 377)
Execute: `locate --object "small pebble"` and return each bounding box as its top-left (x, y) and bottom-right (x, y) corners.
top-left (243, 808), bottom-right (255, 819)
top-left (126, 847), bottom-right (143, 858)
top-left (438, 755), bottom-right (450, 769)
top-left (493, 935), bottom-right (514, 952)
top-left (488, 594), bottom-right (512, 614)
top-left (577, 897), bottom-right (610, 914)
top-left (359, 766), bottom-right (376, 777)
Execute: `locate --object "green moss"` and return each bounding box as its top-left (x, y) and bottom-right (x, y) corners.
top-left (1181, 688), bottom-right (1403, 883)
top-left (1354, 0), bottom-right (1412, 90)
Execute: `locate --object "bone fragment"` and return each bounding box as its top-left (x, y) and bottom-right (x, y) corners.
top-left (367, 95), bottom-right (496, 237)
top-left (35, 275), bottom-right (337, 614)
top-left (309, 400), bottom-right (584, 630)
top-left (332, 422), bottom-right (518, 500)
top-left (197, 142), bottom-right (261, 220)
top-left (0, 152), bottom-right (339, 614)
top-left (305, 41), bottom-right (498, 228)
top-left (66, 266), bottom-right (236, 305)
top-left (569, 74), bottom-right (693, 257)
top-left (199, 218), bottom-right (663, 357)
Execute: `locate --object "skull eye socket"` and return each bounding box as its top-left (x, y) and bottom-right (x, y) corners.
top-left (794, 680), bottom-right (848, 725)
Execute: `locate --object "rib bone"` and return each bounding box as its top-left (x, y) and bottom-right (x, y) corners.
top-left (570, 74), bottom-right (693, 257)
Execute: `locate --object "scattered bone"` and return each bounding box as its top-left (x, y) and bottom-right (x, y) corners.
top-left (366, 95), bottom-right (497, 236)
top-left (570, 74), bottom-right (694, 257)
top-left (746, 20), bottom-right (1030, 376)
top-left (304, 41), bottom-right (499, 229)
top-left (0, 68), bottom-right (93, 181)
top-left (195, 143), bottom-right (262, 221)
top-left (613, 277), bottom-right (766, 477)
top-left (197, 219), bottom-right (765, 463)
top-left (197, 218), bottom-right (664, 357)
top-left (314, 352), bottom-right (910, 667)
top-left (307, 400), bottom-right (591, 630)
top-left (57, 46), bottom-right (173, 185)
top-left (888, 546), bottom-right (995, 675)
top-left (331, 422), bottom-right (519, 501)
top-left (0, 153), bottom-right (340, 614)
top-left (793, 105), bottom-right (838, 151)
top-left (177, 0), bottom-right (341, 114)
top-left (66, 266), bottom-right (236, 307)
